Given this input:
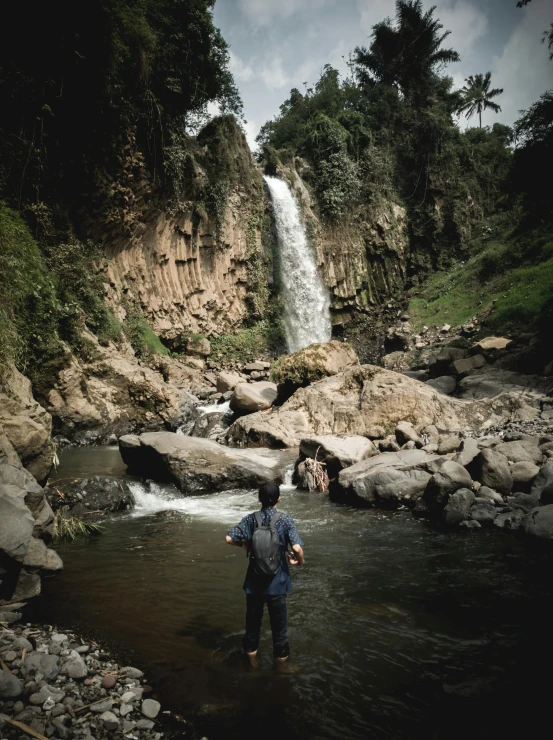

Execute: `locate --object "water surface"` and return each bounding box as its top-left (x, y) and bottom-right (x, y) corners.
top-left (41, 447), bottom-right (553, 739)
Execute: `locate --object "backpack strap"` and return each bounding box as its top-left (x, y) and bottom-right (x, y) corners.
top-left (254, 511), bottom-right (263, 529)
top-left (270, 511), bottom-right (281, 528)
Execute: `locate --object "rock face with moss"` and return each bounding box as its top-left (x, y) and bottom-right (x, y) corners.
top-left (271, 340), bottom-right (359, 402)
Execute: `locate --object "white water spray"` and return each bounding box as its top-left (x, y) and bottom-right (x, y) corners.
top-left (263, 175), bottom-right (331, 353)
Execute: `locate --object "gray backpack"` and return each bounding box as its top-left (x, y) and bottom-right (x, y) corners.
top-left (249, 511), bottom-right (281, 580)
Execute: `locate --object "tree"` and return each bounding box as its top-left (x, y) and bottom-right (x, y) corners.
top-left (457, 72), bottom-right (503, 128)
top-left (354, 0), bottom-right (460, 100)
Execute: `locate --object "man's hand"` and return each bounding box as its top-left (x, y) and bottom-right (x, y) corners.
top-left (287, 544), bottom-right (304, 566)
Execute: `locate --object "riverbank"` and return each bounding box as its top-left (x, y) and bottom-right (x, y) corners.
top-left (0, 621), bottom-right (185, 740)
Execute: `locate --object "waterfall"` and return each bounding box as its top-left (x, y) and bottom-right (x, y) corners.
top-left (263, 175), bottom-right (331, 353)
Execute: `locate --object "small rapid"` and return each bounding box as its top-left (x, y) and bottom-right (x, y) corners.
top-left (263, 175), bottom-right (331, 352)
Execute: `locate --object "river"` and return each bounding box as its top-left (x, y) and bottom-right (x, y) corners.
top-left (41, 446), bottom-right (553, 739)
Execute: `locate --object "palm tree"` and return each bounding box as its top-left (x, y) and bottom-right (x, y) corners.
top-left (457, 72), bottom-right (503, 128)
top-left (354, 0), bottom-right (460, 98)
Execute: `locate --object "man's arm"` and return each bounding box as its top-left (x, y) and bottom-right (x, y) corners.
top-left (288, 544), bottom-right (304, 566)
top-left (225, 535), bottom-right (246, 547)
top-left (226, 515), bottom-right (252, 550)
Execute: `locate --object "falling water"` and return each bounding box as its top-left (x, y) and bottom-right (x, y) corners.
top-left (263, 175), bottom-right (331, 352)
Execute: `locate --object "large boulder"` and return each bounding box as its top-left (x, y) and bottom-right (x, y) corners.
top-left (421, 461), bottom-right (473, 512)
top-left (0, 365), bottom-right (55, 485)
top-left (524, 505), bottom-right (553, 539)
top-left (467, 448), bottom-right (513, 495)
top-left (297, 435), bottom-right (377, 481)
top-left (443, 489), bottom-right (475, 526)
top-left (119, 432), bottom-right (296, 494)
top-left (271, 341), bottom-right (359, 403)
top-left (511, 461), bottom-right (540, 493)
top-left (0, 484), bottom-right (34, 561)
top-left (230, 381), bottom-right (277, 415)
top-left (216, 372), bottom-right (242, 394)
top-left (22, 536), bottom-right (63, 572)
top-left (494, 439), bottom-right (543, 465)
top-left (334, 449), bottom-right (442, 508)
top-left (425, 376), bottom-right (456, 395)
top-left (226, 365), bottom-right (534, 449)
top-left (531, 462), bottom-right (553, 504)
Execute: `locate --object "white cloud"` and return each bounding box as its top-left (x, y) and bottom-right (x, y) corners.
top-left (242, 119), bottom-right (259, 151)
top-left (228, 50), bottom-right (255, 82)
top-left (260, 57), bottom-right (292, 91)
top-left (484, 0), bottom-right (552, 127)
top-left (238, 0), bottom-right (336, 27)
top-left (435, 0), bottom-right (488, 58)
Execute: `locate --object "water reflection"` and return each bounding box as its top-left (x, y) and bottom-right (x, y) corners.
top-left (39, 448), bottom-right (553, 739)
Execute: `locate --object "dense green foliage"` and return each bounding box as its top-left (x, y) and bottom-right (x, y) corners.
top-left (0, 0), bottom-right (241, 219)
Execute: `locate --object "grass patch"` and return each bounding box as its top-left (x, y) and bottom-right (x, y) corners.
top-left (408, 220), bottom-right (553, 335)
top-left (53, 506), bottom-right (103, 540)
top-left (211, 317), bottom-right (285, 363)
top-left (122, 302), bottom-right (170, 358)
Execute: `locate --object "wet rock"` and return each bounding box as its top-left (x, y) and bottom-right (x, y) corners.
top-left (511, 461), bottom-right (540, 492)
top-left (493, 509), bottom-right (525, 530)
top-left (141, 699), bottom-right (161, 719)
top-left (470, 502), bottom-right (497, 525)
top-left (531, 462), bottom-right (553, 504)
top-left (425, 376), bottom-right (456, 395)
top-left (0, 672), bottom-right (23, 698)
top-left (443, 489), bottom-right (475, 525)
top-left (467, 449), bottom-right (513, 495)
top-left (51, 476), bottom-right (134, 516)
top-left (422, 461), bottom-right (473, 512)
top-left (119, 432), bottom-right (295, 494)
top-left (460, 519), bottom-right (481, 529)
top-left (335, 449), bottom-right (441, 507)
top-left (298, 434), bottom-right (376, 481)
top-left (523, 505), bottom-right (553, 539)
top-left (229, 381), bottom-right (277, 415)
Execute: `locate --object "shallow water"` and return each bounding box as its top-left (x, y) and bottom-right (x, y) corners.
top-left (41, 447), bottom-right (553, 739)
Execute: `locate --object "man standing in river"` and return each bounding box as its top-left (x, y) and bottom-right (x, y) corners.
top-left (226, 481), bottom-right (304, 666)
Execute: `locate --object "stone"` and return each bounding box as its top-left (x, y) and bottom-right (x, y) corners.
top-left (425, 376), bottom-right (456, 395)
top-left (494, 439), bottom-right (543, 465)
top-left (427, 347), bottom-right (467, 378)
top-left (437, 435), bottom-right (461, 455)
top-left (120, 433), bottom-right (295, 494)
top-left (477, 486), bottom-right (505, 505)
top-left (53, 476), bottom-right (134, 516)
top-left (493, 509), bottom-right (525, 530)
top-left (474, 337), bottom-right (512, 352)
top-left (448, 355), bottom-right (487, 378)
top-left (379, 435), bottom-right (401, 452)
top-left (0, 483), bottom-right (35, 561)
top-left (0, 672), bottom-right (23, 698)
top-left (530, 462), bottom-right (553, 504)
top-left (511, 461), bottom-right (540, 492)
top-left (453, 438), bottom-right (480, 468)
top-left (136, 719), bottom-right (155, 730)
top-left (100, 710), bottom-right (120, 730)
top-left (441, 324), bottom-right (451, 333)
top-left (335, 449), bottom-right (442, 507)
top-left (402, 370), bottom-right (429, 382)
top-left (422, 461), bottom-right (473, 512)
top-left (91, 700), bottom-right (113, 713)
top-left (60, 651), bottom-right (88, 679)
top-left (467, 449), bottom-right (513, 495)
top-left (226, 365), bottom-right (531, 449)
top-left (298, 435), bottom-right (376, 480)
top-left (4, 651), bottom-right (17, 662)
top-left (186, 336), bottom-right (210, 357)
top-left (365, 426), bottom-right (386, 440)
top-left (395, 421), bottom-right (422, 447)
top-left (121, 691), bottom-right (141, 703)
top-left (23, 537), bottom-right (63, 572)
top-left (460, 520), bottom-right (481, 529)
top-left (11, 568), bottom-right (41, 601)
top-left (242, 362), bottom-right (269, 373)
top-left (470, 502), bottom-right (497, 524)
top-left (23, 652), bottom-right (60, 682)
top-left (11, 637), bottom-right (33, 652)
top-left (271, 341), bottom-right (359, 402)
top-left (216, 372), bottom-right (242, 394)
top-left (523, 505), bottom-right (553, 539)
top-left (443, 489), bottom-right (475, 525)
top-left (29, 684), bottom-right (65, 705)
top-left (141, 699), bottom-right (161, 719)
top-left (119, 703), bottom-right (133, 717)
top-left (102, 675), bottom-right (116, 689)
top-left (121, 667), bottom-right (144, 679)
top-left (506, 493), bottom-right (540, 512)
top-left (229, 381), bottom-right (278, 415)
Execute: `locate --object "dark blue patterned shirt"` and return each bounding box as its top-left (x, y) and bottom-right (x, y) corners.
top-left (227, 507), bottom-right (303, 595)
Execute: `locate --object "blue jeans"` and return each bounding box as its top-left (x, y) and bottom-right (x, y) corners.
top-left (243, 593), bottom-right (289, 658)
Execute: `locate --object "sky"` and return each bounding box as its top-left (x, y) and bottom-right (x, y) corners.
top-left (212, 0), bottom-right (553, 149)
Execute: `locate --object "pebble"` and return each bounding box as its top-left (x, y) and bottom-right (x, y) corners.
top-left (142, 698), bottom-right (161, 719)
top-left (4, 651), bottom-right (17, 662)
top-left (121, 666), bottom-right (144, 679)
top-left (101, 675), bottom-right (116, 689)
